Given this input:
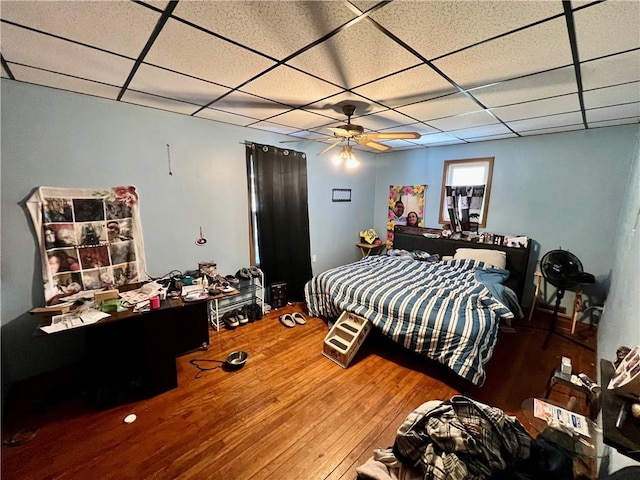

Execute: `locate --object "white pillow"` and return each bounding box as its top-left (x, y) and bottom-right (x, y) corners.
top-left (454, 248), bottom-right (506, 269)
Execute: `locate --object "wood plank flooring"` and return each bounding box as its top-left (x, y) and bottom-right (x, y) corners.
top-left (2, 304), bottom-right (597, 480)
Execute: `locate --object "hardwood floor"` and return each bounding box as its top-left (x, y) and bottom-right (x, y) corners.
top-left (2, 304), bottom-right (597, 480)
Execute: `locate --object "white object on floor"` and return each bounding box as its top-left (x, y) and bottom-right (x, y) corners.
top-left (124, 414), bottom-right (137, 424)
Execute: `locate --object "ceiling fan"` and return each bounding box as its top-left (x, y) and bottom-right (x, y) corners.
top-left (281, 103), bottom-right (421, 155)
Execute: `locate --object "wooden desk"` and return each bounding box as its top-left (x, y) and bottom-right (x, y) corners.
top-left (34, 296), bottom-right (210, 407)
top-left (356, 242), bottom-right (385, 258)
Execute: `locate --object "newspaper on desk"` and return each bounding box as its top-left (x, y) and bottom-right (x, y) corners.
top-left (533, 398), bottom-right (590, 437)
top-left (40, 304), bottom-right (110, 334)
top-left (119, 281), bottom-right (163, 307)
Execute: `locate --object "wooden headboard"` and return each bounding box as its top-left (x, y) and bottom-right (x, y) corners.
top-left (392, 229), bottom-right (532, 305)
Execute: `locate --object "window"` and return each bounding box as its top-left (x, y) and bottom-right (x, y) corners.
top-left (439, 157), bottom-right (494, 228)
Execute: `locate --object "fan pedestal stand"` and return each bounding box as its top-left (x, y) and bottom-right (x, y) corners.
top-left (543, 288), bottom-right (565, 350)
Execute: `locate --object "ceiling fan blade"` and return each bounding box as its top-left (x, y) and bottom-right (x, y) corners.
top-left (366, 132), bottom-right (421, 140)
top-left (328, 127), bottom-right (355, 138)
top-left (318, 139), bottom-right (344, 156)
top-left (355, 138), bottom-right (391, 152)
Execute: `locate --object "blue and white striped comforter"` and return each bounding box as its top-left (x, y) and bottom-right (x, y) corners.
top-left (304, 255), bottom-right (514, 386)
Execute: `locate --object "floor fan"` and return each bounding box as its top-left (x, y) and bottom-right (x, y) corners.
top-left (540, 249), bottom-right (595, 349)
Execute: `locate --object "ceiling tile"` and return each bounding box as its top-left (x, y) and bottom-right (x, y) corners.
top-left (286, 20), bottom-right (421, 89)
top-left (414, 133), bottom-right (464, 146)
top-left (396, 93), bottom-right (482, 122)
top-left (206, 90), bottom-right (294, 121)
top-left (266, 109), bottom-right (337, 131)
top-left (8, 64), bottom-right (121, 100)
top-left (434, 17), bottom-right (573, 89)
top-left (581, 51), bottom-right (640, 90)
top-left (304, 94), bottom-right (386, 120)
top-left (371, 0), bottom-right (563, 60)
top-left (583, 82), bottom-right (640, 110)
top-left (519, 124), bottom-right (585, 136)
top-left (452, 123), bottom-right (513, 140)
top-left (144, 17), bottom-right (275, 88)
top-left (0, 1), bottom-right (160, 58)
top-left (172, 1), bottom-right (357, 60)
top-left (382, 123), bottom-right (440, 136)
top-left (374, 139), bottom-right (421, 149)
top-left (469, 66), bottom-right (577, 108)
top-left (509, 112), bottom-right (584, 133)
top-left (491, 94), bottom-right (581, 122)
top-left (239, 65), bottom-right (343, 106)
top-left (193, 107), bottom-right (260, 127)
top-left (586, 103), bottom-right (640, 124)
top-left (129, 64), bottom-right (231, 106)
top-left (466, 133), bottom-right (518, 142)
top-left (121, 90), bottom-right (200, 116)
top-left (589, 118), bottom-right (640, 129)
top-left (353, 65), bottom-right (458, 108)
top-left (573, 1), bottom-right (640, 61)
top-left (1, 23), bottom-right (135, 86)
top-left (428, 110), bottom-right (497, 131)
top-left (247, 121), bottom-right (302, 135)
top-left (356, 109), bottom-right (422, 130)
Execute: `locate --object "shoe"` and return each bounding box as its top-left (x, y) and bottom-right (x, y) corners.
top-left (292, 312), bottom-right (307, 325)
top-left (279, 314), bottom-right (295, 328)
top-left (253, 303), bottom-right (264, 320)
top-left (236, 268), bottom-right (251, 280)
top-left (224, 312), bottom-right (239, 328)
top-left (249, 266), bottom-right (262, 278)
top-left (225, 275), bottom-right (240, 285)
top-left (236, 308), bottom-right (249, 325)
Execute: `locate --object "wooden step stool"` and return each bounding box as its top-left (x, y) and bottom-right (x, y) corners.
top-left (322, 311), bottom-right (372, 368)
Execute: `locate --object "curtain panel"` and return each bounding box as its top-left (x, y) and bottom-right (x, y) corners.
top-left (445, 185), bottom-right (486, 232)
top-left (249, 144), bottom-right (312, 301)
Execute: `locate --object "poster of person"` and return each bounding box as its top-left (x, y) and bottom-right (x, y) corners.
top-left (27, 185), bottom-right (148, 305)
top-left (387, 185), bottom-right (426, 248)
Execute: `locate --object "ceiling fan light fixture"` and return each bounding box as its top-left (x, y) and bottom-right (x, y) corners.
top-left (333, 144), bottom-right (359, 169)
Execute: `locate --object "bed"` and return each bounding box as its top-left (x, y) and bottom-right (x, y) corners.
top-left (305, 229), bottom-right (532, 386)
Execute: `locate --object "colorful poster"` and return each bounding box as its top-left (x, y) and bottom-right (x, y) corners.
top-left (387, 185), bottom-right (426, 248)
top-left (27, 186), bottom-right (148, 305)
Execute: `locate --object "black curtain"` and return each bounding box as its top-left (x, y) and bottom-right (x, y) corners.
top-left (247, 143), bottom-right (313, 302)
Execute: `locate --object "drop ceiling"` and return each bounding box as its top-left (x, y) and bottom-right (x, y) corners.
top-left (1, 0), bottom-right (638, 151)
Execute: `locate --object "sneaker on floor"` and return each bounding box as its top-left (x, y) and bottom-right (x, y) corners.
top-left (224, 312), bottom-right (239, 328)
top-left (236, 308), bottom-right (249, 325)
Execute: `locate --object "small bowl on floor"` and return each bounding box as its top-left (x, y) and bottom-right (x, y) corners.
top-left (225, 350), bottom-right (248, 370)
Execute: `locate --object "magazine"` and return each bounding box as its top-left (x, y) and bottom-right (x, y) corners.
top-left (533, 398), bottom-right (590, 437)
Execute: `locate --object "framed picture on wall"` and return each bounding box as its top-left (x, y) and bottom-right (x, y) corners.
top-left (387, 185), bottom-right (427, 248)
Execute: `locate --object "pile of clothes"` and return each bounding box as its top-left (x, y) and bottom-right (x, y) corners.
top-left (357, 396), bottom-right (574, 480)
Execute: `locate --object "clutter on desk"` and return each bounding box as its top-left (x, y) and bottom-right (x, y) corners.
top-left (118, 281), bottom-right (163, 306)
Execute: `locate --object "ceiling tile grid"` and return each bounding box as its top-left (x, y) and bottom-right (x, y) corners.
top-left (1, 0), bottom-right (637, 153)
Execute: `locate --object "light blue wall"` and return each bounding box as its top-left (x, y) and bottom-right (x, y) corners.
top-left (596, 134), bottom-right (640, 472)
top-left (0, 80), bottom-right (376, 386)
top-left (373, 125), bottom-right (639, 307)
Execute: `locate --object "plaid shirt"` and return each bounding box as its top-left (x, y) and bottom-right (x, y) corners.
top-left (393, 395), bottom-right (533, 480)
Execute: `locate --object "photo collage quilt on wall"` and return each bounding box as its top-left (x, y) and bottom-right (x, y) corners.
top-left (27, 186), bottom-right (148, 305)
